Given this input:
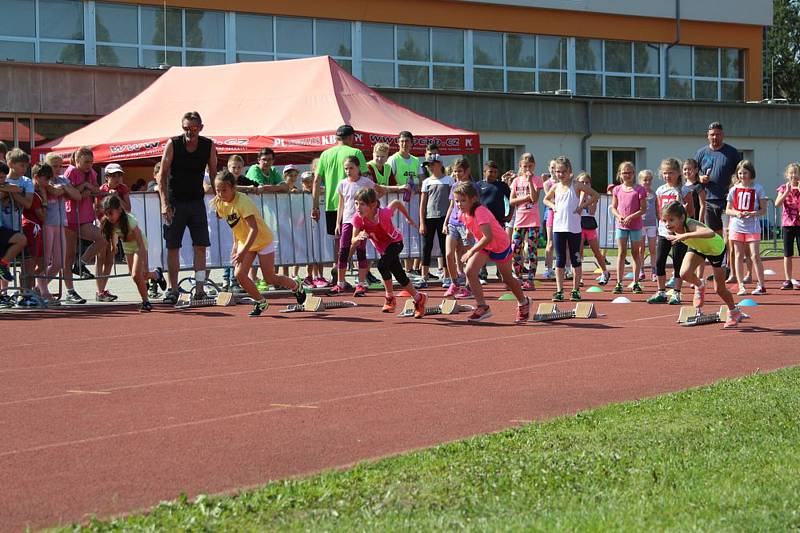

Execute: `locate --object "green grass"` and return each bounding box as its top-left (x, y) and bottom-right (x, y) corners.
top-left (68, 367), bottom-right (800, 532)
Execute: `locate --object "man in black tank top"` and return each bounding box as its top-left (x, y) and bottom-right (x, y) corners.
top-left (156, 111), bottom-right (218, 302)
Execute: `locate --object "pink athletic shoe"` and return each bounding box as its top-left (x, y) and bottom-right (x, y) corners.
top-left (454, 287), bottom-right (473, 299)
top-left (443, 283), bottom-right (458, 298)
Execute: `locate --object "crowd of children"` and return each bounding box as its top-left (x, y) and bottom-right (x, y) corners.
top-left (0, 135), bottom-right (797, 328)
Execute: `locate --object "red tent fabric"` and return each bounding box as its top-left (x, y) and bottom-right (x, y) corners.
top-left (39, 56), bottom-right (479, 163)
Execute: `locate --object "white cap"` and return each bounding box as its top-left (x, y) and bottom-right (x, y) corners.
top-left (283, 164), bottom-right (298, 175)
top-left (104, 163), bottom-right (124, 174)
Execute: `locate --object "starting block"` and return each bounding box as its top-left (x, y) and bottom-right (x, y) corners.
top-left (175, 291), bottom-right (234, 309)
top-left (280, 295), bottom-right (358, 313)
top-left (532, 302), bottom-right (597, 322)
top-left (677, 305), bottom-right (741, 326)
top-left (397, 298), bottom-right (474, 317)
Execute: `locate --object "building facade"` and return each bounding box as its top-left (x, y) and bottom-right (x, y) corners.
top-left (3, 0), bottom-right (796, 193)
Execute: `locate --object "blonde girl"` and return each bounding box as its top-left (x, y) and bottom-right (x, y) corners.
top-left (442, 158), bottom-right (474, 299)
top-left (610, 161), bottom-right (646, 295)
top-left (725, 160), bottom-right (767, 295)
top-left (638, 169), bottom-right (658, 282)
top-left (776, 162), bottom-right (800, 289)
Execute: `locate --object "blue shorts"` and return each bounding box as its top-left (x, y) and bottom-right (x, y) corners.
top-left (615, 228), bottom-right (642, 243)
top-left (481, 245), bottom-right (513, 263)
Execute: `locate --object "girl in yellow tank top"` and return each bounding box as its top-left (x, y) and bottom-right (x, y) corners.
top-left (661, 201), bottom-right (743, 328)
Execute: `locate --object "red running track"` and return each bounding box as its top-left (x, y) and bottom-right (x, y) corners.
top-left (1, 272), bottom-right (799, 531)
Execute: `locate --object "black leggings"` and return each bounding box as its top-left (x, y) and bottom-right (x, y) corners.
top-left (422, 217), bottom-right (446, 267)
top-left (553, 231), bottom-right (582, 268)
top-left (655, 236), bottom-right (687, 277)
top-left (783, 226), bottom-right (800, 256)
top-left (378, 241), bottom-right (410, 287)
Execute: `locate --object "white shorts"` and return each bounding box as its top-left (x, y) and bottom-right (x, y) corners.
top-left (239, 242), bottom-right (276, 256)
top-left (642, 226), bottom-right (657, 240)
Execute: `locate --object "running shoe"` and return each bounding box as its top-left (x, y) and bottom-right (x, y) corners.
top-left (793, 279), bottom-right (800, 290)
top-left (552, 290), bottom-right (564, 302)
top-left (631, 283), bottom-right (643, 294)
top-left (65, 290), bottom-right (86, 304)
top-left (467, 304), bottom-right (493, 323)
top-left (597, 271), bottom-right (611, 285)
top-left (454, 286), bottom-right (472, 299)
top-left (515, 297), bottom-right (530, 324)
top-left (162, 289), bottom-right (178, 305)
top-left (72, 262), bottom-right (94, 279)
top-left (15, 294), bottom-right (38, 308)
top-left (612, 282), bottom-right (623, 294)
top-left (327, 284), bottom-right (346, 296)
top-left (665, 276), bottom-right (677, 289)
top-left (478, 268), bottom-right (488, 281)
top-left (751, 285), bottom-right (766, 295)
top-left (413, 278), bottom-right (428, 289)
top-left (668, 292), bottom-right (682, 305)
top-left (441, 277), bottom-right (452, 289)
top-left (521, 280), bottom-right (535, 291)
top-left (542, 268), bottom-right (555, 280)
top-left (570, 289), bottom-right (581, 301)
top-left (638, 271), bottom-right (646, 281)
top-left (249, 300), bottom-right (269, 317)
top-left (647, 291), bottom-right (668, 304)
top-left (313, 277), bottom-right (330, 288)
top-left (456, 275), bottom-right (466, 286)
top-left (651, 274), bottom-right (658, 283)
top-left (293, 277), bottom-right (307, 304)
top-left (781, 280), bottom-right (793, 290)
top-left (742, 274), bottom-right (753, 284)
top-left (0, 261), bottom-right (13, 282)
top-left (139, 301), bottom-right (153, 313)
top-left (723, 307), bottom-right (743, 329)
top-left (302, 275), bottom-right (314, 287)
top-left (565, 269), bottom-right (573, 280)
top-left (353, 283), bottom-right (368, 297)
top-left (443, 283), bottom-right (458, 298)
top-left (193, 289), bottom-right (208, 301)
top-left (413, 292), bottom-right (428, 319)
top-left (95, 290), bottom-right (118, 302)
top-left (366, 271), bottom-right (381, 285)
top-left (736, 285), bottom-right (748, 296)
top-left (693, 281), bottom-right (706, 309)
top-left (256, 279), bottom-right (269, 292)
top-left (0, 294), bottom-right (13, 308)
top-left (381, 295), bottom-right (396, 313)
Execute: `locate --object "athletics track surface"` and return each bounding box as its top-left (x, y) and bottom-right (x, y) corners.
top-left (1, 268), bottom-right (798, 531)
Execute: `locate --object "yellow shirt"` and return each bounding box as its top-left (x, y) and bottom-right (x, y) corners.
top-left (215, 192), bottom-right (273, 251)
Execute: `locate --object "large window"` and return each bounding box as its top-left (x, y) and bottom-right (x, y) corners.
top-left (0, 115), bottom-right (92, 152)
top-left (0, 3), bottom-right (747, 102)
top-left (590, 149), bottom-right (638, 191)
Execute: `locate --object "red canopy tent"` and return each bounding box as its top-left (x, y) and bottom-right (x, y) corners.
top-left (39, 56), bottom-right (479, 163)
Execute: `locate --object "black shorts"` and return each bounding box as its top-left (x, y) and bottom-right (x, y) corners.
top-left (164, 199), bottom-right (211, 250)
top-left (704, 201), bottom-right (725, 232)
top-left (783, 226), bottom-right (800, 256)
top-left (691, 247), bottom-right (726, 268)
top-left (0, 226), bottom-right (18, 257)
top-left (325, 210), bottom-right (338, 236)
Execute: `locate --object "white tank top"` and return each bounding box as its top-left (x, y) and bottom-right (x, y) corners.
top-left (553, 181), bottom-right (581, 233)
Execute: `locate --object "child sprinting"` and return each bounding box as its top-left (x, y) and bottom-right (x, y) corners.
top-left (333, 156), bottom-right (384, 297)
top-left (662, 201), bottom-right (743, 328)
top-left (647, 158), bottom-right (694, 305)
top-left (542, 156), bottom-right (599, 302)
top-left (211, 170), bottom-right (306, 317)
top-left (350, 188), bottom-right (427, 318)
top-left (725, 160), bottom-right (767, 295)
top-left (452, 181), bottom-right (529, 323)
top-left (509, 153), bottom-right (543, 290)
top-left (99, 195), bottom-right (166, 312)
top-left (775, 162), bottom-right (800, 289)
top-left (638, 169), bottom-right (658, 282)
top-left (442, 158), bottom-right (474, 298)
top-left (576, 172), bottom-right (609, 286)
top-left (610, 162), bottom-right (646, 294)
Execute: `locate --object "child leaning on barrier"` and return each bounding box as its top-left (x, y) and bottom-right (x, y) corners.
top-left (100, 194), bottom-right (166, 312)
top-left (21, 163), bottom-right (49, 304)
top-left (210, 170), bottom-right (307, 318)
top-left (775, 162), bottom-right (800, 289)
top-left (43, 153), bottom-right (80, 303)
top-left (0, 161), bottom-right (28, 305)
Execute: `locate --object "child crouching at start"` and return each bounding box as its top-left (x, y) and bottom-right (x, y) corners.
top-left (351, 188), bottom-right (428, 318)
top-left (661, 201), bottom-right (743, 328)
top-left (452, 181), bottom-right (529, 323)
top-left (100, 195), bottom-right (166, 312)
top-left (211, 171), bottom-right (306, 317)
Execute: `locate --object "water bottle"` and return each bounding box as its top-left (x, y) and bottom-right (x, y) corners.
top-left (403, 175), bottom-right (415, 203)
